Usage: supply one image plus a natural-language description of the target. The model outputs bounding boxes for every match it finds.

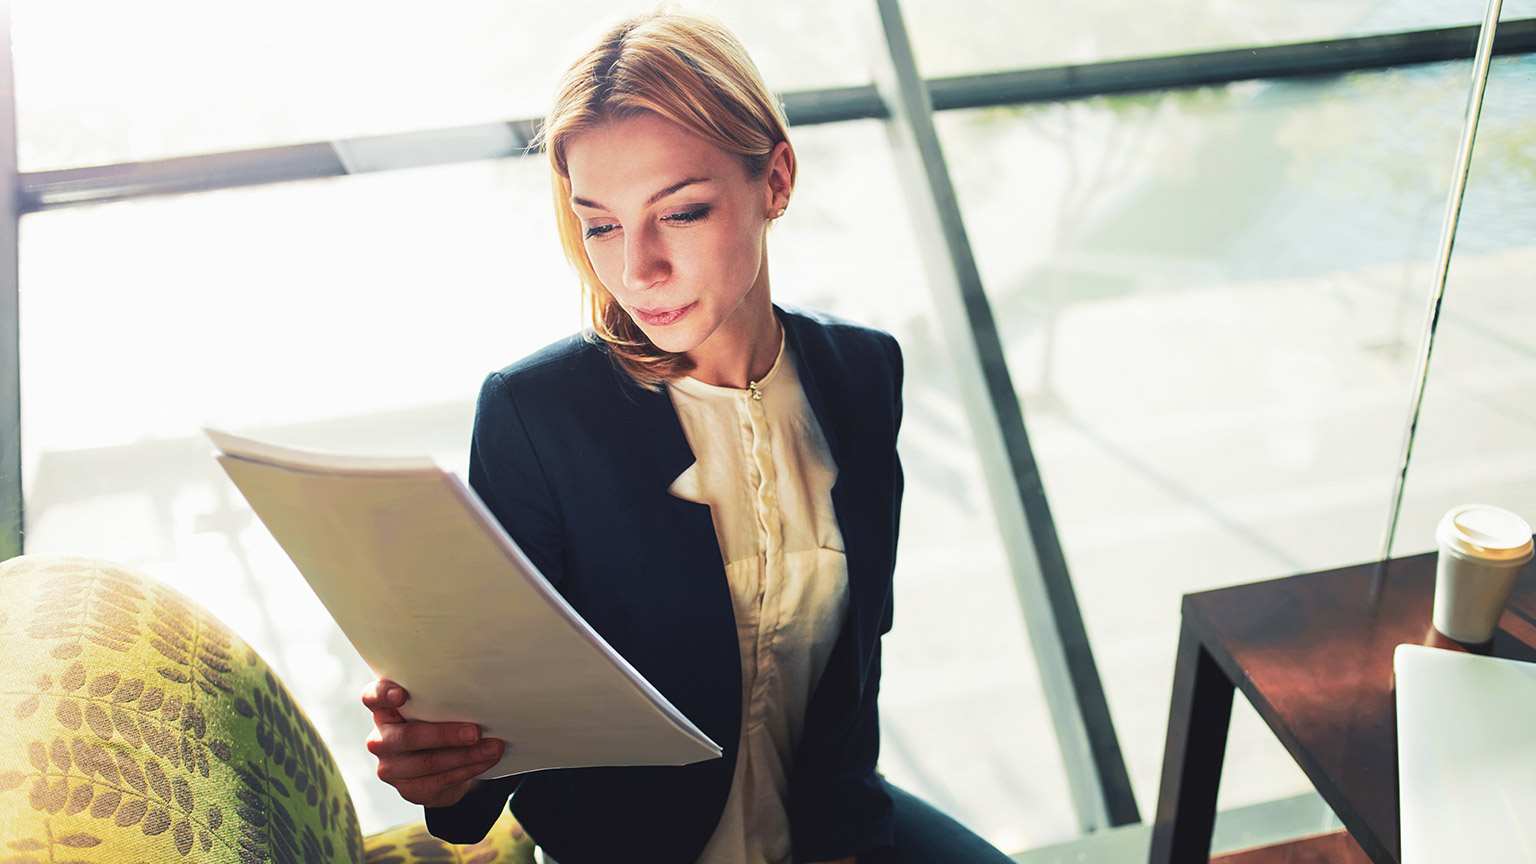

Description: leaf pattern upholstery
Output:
[363,810,533,864]
[0,554,534,864]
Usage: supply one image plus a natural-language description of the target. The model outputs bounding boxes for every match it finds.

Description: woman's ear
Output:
[765,141,795,216]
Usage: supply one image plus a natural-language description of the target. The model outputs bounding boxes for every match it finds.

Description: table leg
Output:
[1149,622,1235,864]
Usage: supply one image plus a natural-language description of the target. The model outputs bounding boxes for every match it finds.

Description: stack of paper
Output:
[209,429,720,779]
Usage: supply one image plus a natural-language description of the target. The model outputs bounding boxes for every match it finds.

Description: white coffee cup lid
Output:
[1437,504,1535,563]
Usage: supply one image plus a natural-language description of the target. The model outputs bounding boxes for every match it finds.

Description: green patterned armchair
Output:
[0,554,534,864]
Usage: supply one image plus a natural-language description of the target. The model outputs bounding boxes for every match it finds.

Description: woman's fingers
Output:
[360,678,506,808]
[370,733,504,781]
[361,679,407,725]
[388,754,503,807]
[375,739,505,807]
[368,717,487,755]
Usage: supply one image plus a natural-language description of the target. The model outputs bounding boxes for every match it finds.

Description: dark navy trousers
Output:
[873,780,1016,864]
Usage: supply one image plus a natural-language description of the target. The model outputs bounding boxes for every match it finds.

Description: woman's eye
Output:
[663,206,711,225]
[583,223,617,240]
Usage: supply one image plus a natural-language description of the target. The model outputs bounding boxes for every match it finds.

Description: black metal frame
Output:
[870,0,1139,830]
[928,18,1536,110]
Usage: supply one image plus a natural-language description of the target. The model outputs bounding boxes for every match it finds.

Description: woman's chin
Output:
[637,327,701,357]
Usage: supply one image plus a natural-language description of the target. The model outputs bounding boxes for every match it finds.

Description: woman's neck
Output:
[686,295,782,390]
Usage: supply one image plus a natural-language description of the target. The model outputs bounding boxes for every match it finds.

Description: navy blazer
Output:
[425,306,904,863]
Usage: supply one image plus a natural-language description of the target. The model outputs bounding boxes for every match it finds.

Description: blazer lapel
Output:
[779,306,842,462]
[612,364,701,493]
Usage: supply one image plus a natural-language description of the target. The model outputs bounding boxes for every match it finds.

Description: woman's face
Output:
[565,112,791,378]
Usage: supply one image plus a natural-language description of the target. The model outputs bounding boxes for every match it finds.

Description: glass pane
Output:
[934,56,1508,815]
[776,121,1076,851]
[13,0,873,172]
[1389,55,1536,555]
[20,157,576,834]
[21,119,1075,850]
[904,0,1536,78]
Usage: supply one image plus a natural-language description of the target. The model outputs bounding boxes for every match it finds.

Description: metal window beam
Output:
[867,0,1138,833]
[780,85,889,125]
[21,121,540,213]
[19,19,1535,214]
[926,17,1536,110]
[1381,0,1507,559]
[1,2,20,562]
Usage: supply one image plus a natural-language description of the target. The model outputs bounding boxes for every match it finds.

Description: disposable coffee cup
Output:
[1432,504,1534,644]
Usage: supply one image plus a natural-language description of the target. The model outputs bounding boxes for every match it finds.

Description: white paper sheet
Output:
[207,428,721,778]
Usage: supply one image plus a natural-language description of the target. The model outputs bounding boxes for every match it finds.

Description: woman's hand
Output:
[362,679,505,809]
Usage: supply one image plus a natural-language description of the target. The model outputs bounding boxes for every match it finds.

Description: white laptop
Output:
[1395,643,1536,863]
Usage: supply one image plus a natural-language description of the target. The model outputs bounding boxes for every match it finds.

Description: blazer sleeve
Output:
[424,369,568,843]
[789,330,904,862]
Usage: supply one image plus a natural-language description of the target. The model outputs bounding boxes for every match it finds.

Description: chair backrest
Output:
[0,554,365,863]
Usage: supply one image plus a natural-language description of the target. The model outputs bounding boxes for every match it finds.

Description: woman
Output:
[361,9,1013,864]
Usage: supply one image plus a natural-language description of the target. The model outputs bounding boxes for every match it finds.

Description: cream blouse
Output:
[666,339,851,864]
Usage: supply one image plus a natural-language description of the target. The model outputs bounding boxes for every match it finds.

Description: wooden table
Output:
[1148,550,1536,863]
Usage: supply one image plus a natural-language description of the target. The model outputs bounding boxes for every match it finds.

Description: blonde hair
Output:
[537,7,795,388]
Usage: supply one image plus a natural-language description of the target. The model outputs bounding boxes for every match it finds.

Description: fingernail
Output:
[385,686,402,703]
[459,726,478,743]
[479,740,498,757]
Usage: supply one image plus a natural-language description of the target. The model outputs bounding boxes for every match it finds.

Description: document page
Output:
[207,429,721,778]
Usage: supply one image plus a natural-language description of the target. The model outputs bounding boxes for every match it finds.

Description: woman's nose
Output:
[622,228,669,292]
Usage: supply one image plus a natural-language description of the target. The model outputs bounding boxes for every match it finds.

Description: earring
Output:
[774,207,786,219]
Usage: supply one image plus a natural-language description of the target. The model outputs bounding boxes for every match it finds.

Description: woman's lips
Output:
[631,302,696,327]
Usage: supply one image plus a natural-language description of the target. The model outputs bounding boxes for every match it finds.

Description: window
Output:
[934,54,1536,813]
[10,1,1535,856]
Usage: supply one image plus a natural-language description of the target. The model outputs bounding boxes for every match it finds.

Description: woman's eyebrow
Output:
[571,177,710,211]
